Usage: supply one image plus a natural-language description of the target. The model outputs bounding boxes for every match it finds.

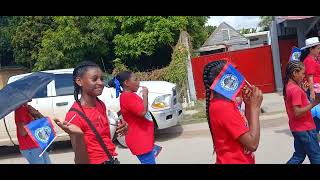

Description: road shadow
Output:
[0,140,73,159]
[274,129,292,137]
[154,123,184,142]
[0,145,21,160]
[48,140,73,154]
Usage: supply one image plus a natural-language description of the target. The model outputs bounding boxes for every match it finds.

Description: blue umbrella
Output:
[0,72,54,120]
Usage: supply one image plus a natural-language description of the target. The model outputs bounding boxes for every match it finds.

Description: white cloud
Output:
[206,16,261,30]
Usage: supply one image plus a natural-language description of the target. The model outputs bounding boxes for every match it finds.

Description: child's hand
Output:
[250,86,263,109]
[54,118,83,135]
[244,86,263,110]
[116,120,128,137]
[242,85,252,105]
[301,81,310,91]
[141,86,149,97]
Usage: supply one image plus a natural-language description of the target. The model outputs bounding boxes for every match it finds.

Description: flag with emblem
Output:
[289,47,302,62]
[24,117,56,156]
[210,62,246,101]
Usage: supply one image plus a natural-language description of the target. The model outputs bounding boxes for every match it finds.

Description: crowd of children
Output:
[12,36,320,164]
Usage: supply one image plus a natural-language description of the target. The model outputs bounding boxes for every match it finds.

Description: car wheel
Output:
[116,135,127,148]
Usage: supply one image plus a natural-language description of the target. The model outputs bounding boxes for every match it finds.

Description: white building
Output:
[244,31,271,48]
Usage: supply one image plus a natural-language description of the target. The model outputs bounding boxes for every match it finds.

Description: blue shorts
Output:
[20,147,52,164]
[137,151,156,164]
[136,145,162,164]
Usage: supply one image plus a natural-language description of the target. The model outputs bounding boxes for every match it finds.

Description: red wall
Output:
[278,38,298,79]
[192,45,276,99]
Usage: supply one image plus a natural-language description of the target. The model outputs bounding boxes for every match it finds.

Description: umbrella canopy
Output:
[0,72,54,120]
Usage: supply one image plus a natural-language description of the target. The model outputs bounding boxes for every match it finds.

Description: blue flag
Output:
[210,63,245,101]
[153,144,162,157]
[24,117,56,151]
[289,47,302,62]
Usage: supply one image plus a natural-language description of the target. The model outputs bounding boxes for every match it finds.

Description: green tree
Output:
[10,16,55,70]
[205,25,217,37]
[113,16,188,60]
[185,16,211,49]
[1,16,211,71]
[0,16,15,67]
[36,16,117,71]
[258,16,272,31]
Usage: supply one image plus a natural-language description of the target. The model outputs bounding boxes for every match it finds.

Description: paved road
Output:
[0,117,310,164]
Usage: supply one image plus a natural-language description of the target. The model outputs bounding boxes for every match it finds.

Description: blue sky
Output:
[206,16,261,30]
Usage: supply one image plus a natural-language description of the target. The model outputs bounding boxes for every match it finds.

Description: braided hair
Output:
[73,61,101,102]
[283,61,305,99]
[202,60,227,147]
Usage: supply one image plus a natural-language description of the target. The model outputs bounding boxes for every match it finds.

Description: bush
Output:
[111,58,129,76]
[165,43,188,100]
[111,42,189,102]
[135,68,168,81]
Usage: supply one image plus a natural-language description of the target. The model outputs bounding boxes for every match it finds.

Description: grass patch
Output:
[180,100,208,125]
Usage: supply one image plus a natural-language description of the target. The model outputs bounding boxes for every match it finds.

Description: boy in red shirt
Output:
[203,60,263,164]
[283,61,320,164]
[109,71,161,164]
[15,102,52,164]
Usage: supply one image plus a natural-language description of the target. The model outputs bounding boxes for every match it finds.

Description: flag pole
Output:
[39,114,77,157]
[245,80,252,88]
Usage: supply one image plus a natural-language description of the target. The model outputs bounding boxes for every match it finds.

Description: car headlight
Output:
[152,94,171,109]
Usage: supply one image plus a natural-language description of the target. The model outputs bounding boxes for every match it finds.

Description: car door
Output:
[51,73,75,136]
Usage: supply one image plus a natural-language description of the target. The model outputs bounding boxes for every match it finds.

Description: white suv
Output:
[0,69,183,147]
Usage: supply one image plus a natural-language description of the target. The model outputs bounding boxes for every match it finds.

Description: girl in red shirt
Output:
[283,61,320,164]
[300,37,320,101]
[54,61,128,164]
[300,37,320,133]
[203,60,263,164]
[15,102,52,164]
[109,71,160,164]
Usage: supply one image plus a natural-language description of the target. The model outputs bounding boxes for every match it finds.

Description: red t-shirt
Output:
[14,105,39,150]
[209,98,255,164]
[65,100,117,164]
[120,92,154,155]
[284,81,316,132]
[303,55,320,84]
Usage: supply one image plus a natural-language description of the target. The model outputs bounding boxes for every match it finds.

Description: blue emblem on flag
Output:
[289,47,301,61]
[210,63,245,101]
[24,117,56,152]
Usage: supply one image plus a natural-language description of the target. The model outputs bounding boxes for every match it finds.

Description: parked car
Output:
[0,69,183,147]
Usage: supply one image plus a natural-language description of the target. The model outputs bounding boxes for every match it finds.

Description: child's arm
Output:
[140,86,149,117]
[239,86,263,152]
[308,75,315,101]
[293,99,320,118]
[27,105,44,119]
[242,85,253,121]
[16,122,28,136]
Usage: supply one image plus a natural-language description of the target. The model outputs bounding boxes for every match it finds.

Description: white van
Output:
[0,69,183,147]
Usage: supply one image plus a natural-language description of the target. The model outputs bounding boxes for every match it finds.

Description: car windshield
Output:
[103,73,113,87]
